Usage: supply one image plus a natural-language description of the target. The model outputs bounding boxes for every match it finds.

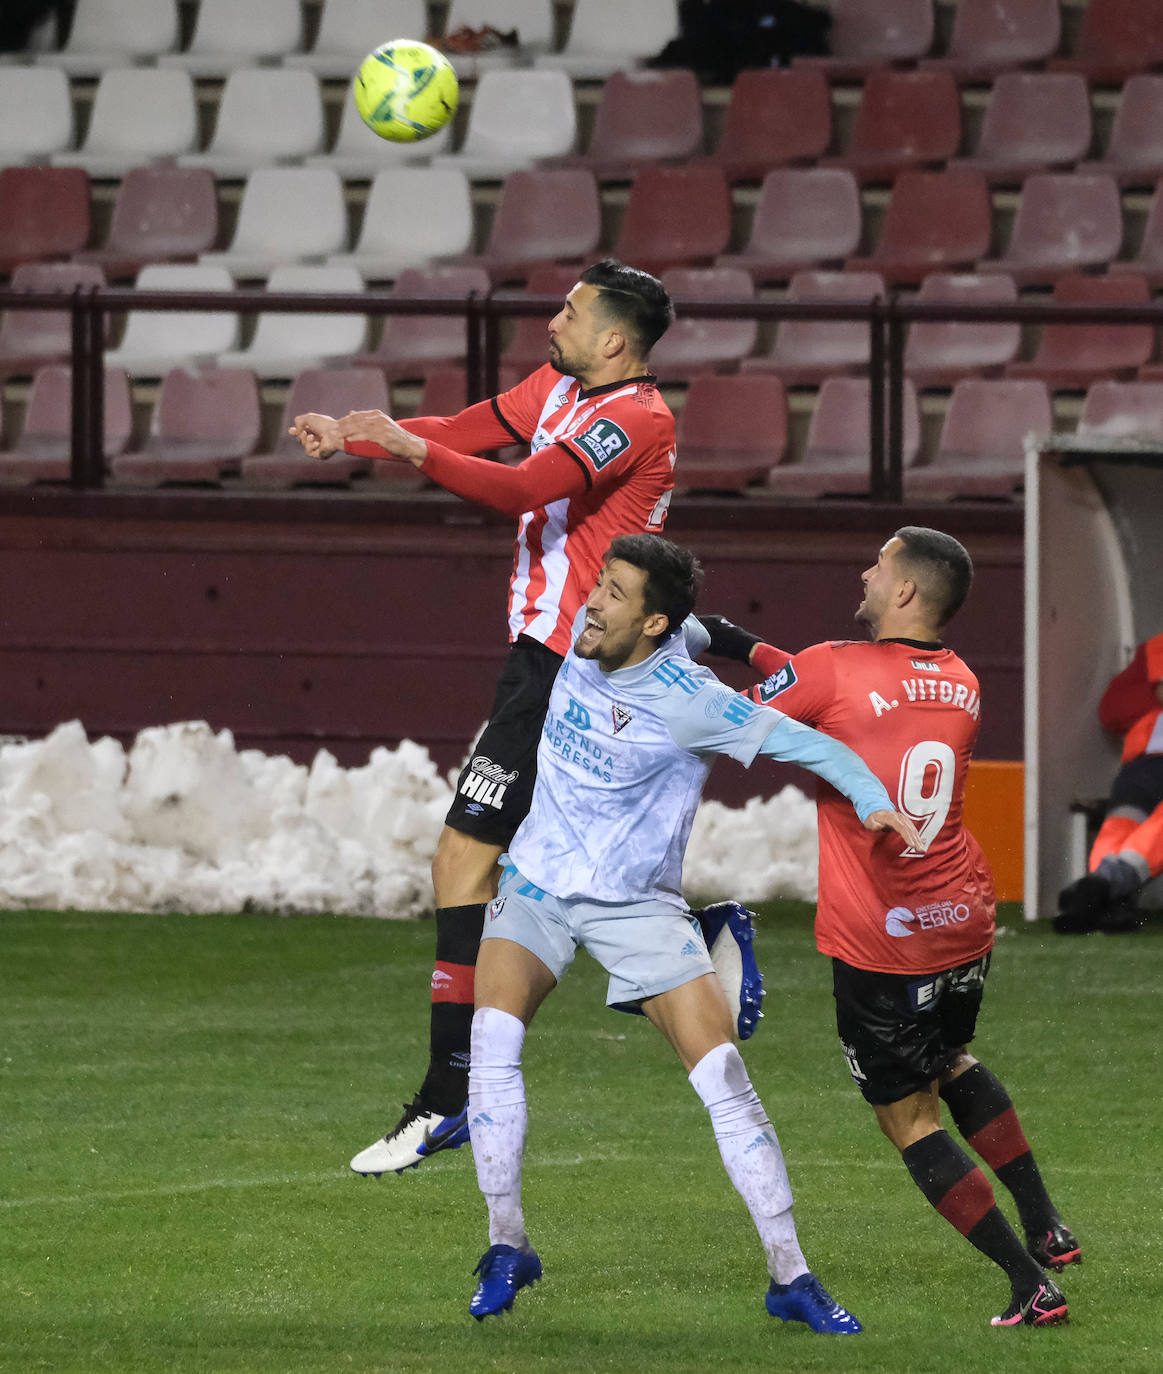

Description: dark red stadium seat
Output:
[795,0,934,80]
[499,265,584,376]
[822,69,961,184]
[717,168,862,284]
[764,377,920,498]
[1051,0,1163,84]
[551,69,703,181]
[740,270,883,385]
[648,267,758,382]
[379,366,524,477]
[921,0,1061,82]
[613,165,732,275]
[112,368,261,486]
[0,262,105,382]
[1109,178,1163,289]
[705,67,832,183]
[241,368,384,487]
[347,266,491,382]
[905,377,1051,501]
[0,364,131,484]
[977,173,1124,286]
[1080,77,1163,188]
[0,167,91,274]
[673,374,787,493]
[1006,273,1154,389]
[903,271,1021,388]
[951,73,1092,185]
[1076,380,1163,439]
[75,165,218,281]
[846,169,992,286]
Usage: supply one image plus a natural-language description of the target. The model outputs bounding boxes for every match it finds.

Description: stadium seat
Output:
[34,0,180,74]
[1078,76,1163,188]
[433,69,576,180]
[498,265,583,376]
[550,69,703,181]
[104,264,240,377]
[613,165,733,275]
[951,73,1092,186]
[1076,380,1163,440]
[903,271,1021,388]
[0,262,105,382]
[441,0,555,76]
[534,0,679,79]
[374,366,516,483]
[158,0,304,75]
[1051,0,1163,84]
[326,168,472,281]
[216,264,367,378]
[740,270,883,385]
[846,169,992,286]
[672,374,787,493]
[705,67,833,184]
[0,167,91,274]
[177,68,325,177]
[75,166,218,281]
[904,378,1051,501]
[1109,179,1163,289]
[795,0,935,80]
[240,367,383,487]
[822,69,961,184]
[448,168,600,284]
[921,0,1061,82]
[717,168,862,283]
[1007,273,1154,389]
[52,67,198,178]
[345,265,490,381]
[647,267,758,382]
[112,367,261,486]
[977,173,1124,286]
[284,0,426,79]
[765,377,921,498]
[0,66,73,164]
[0,364,131,485]
[305,89,453,177]
[199,168,348,279]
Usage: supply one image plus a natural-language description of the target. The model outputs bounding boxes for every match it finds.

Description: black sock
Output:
[940,1063,1059,1238]
[417,903,486,1116]
[901,1130,1044,1291]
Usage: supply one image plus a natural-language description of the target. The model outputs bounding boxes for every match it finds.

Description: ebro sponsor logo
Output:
[884,902,971,937]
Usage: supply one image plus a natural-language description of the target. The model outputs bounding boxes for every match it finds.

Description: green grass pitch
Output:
[2,903,1160,1374]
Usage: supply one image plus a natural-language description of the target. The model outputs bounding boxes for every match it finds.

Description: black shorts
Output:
[1109,754,1163,815]
[444,635,563,848]
[832,953,991,1106]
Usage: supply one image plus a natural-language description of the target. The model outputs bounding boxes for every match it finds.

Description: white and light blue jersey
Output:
[508,614,894,907]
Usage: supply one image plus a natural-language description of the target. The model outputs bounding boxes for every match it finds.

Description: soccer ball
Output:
[352,39,459,143]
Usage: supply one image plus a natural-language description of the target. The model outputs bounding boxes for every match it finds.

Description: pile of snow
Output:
[0,721,818,917]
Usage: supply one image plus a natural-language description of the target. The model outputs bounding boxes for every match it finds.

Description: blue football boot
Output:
[766,1272,863,1334]
[693,900,766,1040]
[469,1244,543,1320]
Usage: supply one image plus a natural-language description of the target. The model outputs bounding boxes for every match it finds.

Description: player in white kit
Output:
[465,534,926,1331]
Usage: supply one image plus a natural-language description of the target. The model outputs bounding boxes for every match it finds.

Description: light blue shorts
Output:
[482,860,716,1013]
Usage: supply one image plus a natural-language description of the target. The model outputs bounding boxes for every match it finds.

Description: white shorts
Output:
[482,859,716,1013]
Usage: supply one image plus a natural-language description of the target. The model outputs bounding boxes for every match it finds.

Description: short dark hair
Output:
[605,533,702,638]
[893,526,974,627]
[580,258,675,356]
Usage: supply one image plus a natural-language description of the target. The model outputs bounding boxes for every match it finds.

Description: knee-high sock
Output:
[901,1129,1043,1290]
[1089,813,1138,870]
[1114,801,1163,882]
[419,903,486,1115]
[689,1042,808,1285]
[469,1006,529,1250]
[939,1063,1060,1238]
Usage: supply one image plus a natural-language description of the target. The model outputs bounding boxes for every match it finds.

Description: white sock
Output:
[469,1006,529,1250]
[688,1041,809,1286]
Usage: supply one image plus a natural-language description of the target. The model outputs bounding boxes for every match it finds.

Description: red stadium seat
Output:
[846,169,992,286]
[717,168,862,284]
[0,167,90,274]
[704,67,833,183]
[112,368,261,486]
[740,270,883,385]
[551,69,703,181]
[379,366,524,479]
[75,165,218,281]
[764,377,921,499]
[0,364,131,484]
[499,265,584,376]
[613,165,732,275]
[951,74,1092,186]
[348,265,491,382]
[0,262,105,382]
[673,374,787,493]
[977,173,1124,287]
[648,267,758,382]
[1007,273,1154,389]
[1051,0,1163,84]
[905,377,1051,501]
[1076,380,1163,440]
[921,0,1061,82]
[795,0,934,80]
[823,69,961,184]
[1080,77,1163,188]
[240,367,383,487]
[903,271,1021,388]
[450,169,600,284]
[1109,179,1163,289]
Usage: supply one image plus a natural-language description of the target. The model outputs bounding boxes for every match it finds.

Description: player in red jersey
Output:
[699,527,1076,1328]
[1056,631,1163,934]
[290,260,694,1173]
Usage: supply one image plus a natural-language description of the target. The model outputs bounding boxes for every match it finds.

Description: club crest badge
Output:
[612,703,632,734]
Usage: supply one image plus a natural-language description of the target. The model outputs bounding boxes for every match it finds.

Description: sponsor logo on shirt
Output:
[612,703,632,734]
[573,417,631,469]
[564,697,592,730]
[459,754,518,810]
[884,901,972,938]
[911,659,941,672]
[757,662,797,701]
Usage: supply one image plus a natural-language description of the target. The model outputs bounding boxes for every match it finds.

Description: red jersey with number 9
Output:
[747,638,996,975]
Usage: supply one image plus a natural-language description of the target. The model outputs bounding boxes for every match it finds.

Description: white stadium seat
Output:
[158,0,303,75]
[200,168,348,278]
[535,0,679,78]
[104,264,240,378]
[327,168,474,280]
[434,69,576,180]
[177,68,325,178]
[0,67,73,164]
[53,68,198,177]
[304,87,452,178]
[285,0,428,79]
[216,265,368,378]
[35,0,181,75]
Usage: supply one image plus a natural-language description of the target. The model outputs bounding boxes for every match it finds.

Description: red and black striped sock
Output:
[939,1063,1058,1238]
[418,903,486,1116]
[901,1130,1043,1289]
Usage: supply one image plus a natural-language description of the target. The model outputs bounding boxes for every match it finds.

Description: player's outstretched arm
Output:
[863,808,926,853]
[336,409,427,465]
[288,412,342,459]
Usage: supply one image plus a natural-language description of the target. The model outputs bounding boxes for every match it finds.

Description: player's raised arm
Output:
[288,412,342,459]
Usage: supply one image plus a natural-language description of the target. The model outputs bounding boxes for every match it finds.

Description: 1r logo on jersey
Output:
[459,755,518,810]
[573,418,631,469]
